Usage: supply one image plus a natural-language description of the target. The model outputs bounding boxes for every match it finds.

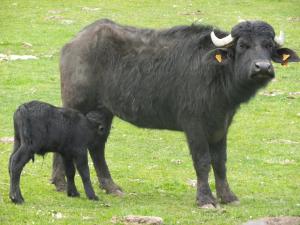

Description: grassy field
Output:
[0,0,299,224]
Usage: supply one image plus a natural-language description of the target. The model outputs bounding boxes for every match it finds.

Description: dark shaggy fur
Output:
[9,101,106,204]
[53,19,299,207]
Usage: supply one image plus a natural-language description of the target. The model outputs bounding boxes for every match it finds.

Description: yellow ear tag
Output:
[215,54,222,63]
[282,54,290,61]
[282,54,290,67]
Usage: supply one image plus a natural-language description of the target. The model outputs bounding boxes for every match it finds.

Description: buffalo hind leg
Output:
[88,113,123,196]
[74,152,98,200]
[62,157,80,197]
[9,145,32,204]
[51,153,66,192]
[210,138,238,204]
[184,123,217,208]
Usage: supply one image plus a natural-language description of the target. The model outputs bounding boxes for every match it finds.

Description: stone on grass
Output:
[243,216,300,225]
[111,215,163,225]
[0,54,37,61]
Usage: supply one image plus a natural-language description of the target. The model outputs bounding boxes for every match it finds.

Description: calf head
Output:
[86,111,106,136]
[210,21,299,85]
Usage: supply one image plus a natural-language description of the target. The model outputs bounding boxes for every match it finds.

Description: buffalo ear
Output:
[272,48,300,65]
[204,48,233,65]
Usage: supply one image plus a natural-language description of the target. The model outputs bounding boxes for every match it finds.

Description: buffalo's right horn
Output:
[274,31,285,46]
[211,31,235,47]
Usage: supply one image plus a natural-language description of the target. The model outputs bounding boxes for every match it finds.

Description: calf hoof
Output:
[100,179,124,196]
[10,195,24,204]
[67,191,80,197]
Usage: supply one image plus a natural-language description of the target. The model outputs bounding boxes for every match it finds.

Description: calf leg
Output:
[210,138,238,204]
[184,122,216,208]
[9,145,32,204]
[74,151,98,201]
[62,157,79,197]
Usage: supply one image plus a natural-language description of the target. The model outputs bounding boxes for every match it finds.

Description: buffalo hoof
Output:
[219,192,239,204]
[100,179,124,196]
[200,203,216,209]
[197,193,217,208]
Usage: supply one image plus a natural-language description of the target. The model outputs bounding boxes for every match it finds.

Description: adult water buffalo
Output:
[52,19,299,207]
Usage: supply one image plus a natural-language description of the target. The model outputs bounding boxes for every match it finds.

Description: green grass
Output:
[0,0,300,224]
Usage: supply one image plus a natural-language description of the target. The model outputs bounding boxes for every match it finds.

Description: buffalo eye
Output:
[239,42,250,49]
[264,42,274,50]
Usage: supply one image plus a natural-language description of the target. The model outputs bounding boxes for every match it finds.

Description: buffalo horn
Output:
[274,31,285,46]
[210,31,234,47]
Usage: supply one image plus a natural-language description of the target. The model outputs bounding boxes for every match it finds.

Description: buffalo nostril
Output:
[254,63,260,71]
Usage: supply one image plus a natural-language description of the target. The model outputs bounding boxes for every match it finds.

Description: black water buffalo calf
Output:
[53,19,299,208]
[9,101,105,204]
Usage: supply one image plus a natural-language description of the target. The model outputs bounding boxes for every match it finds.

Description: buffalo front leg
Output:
[51,153,66,192]
[184,123,217,208]
[89,140,123,196]
[210,138,238,204]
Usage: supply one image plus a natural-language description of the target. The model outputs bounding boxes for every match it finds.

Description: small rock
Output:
[171,159,182,165]
[52,212,63,219]
[22,42,33,48]
[0,54,38,61]
[243,216,300,225]
[61,19,74,25]
[45,15,64,21]
[124,215,163,225]
[259,90,284,97]
[0,137,14,143]
[187,179,197,188]
[266,139,299,145]
[48,9,63,14]
[81,7,100,12]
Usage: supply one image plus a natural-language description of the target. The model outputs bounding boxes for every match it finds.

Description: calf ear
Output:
[86,111,101,124]
[204,48,233,65]
[272,48,300,65]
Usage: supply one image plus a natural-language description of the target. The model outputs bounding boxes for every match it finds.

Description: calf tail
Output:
[9,111,21,174]
[11,106,34,163]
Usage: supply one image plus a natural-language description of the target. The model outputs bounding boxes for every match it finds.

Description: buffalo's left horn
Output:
[274,31,285,46]
[211,31,234,47]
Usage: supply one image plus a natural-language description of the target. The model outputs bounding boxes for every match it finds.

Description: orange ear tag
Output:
[282,54,290,67]
[215,54,222,63]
